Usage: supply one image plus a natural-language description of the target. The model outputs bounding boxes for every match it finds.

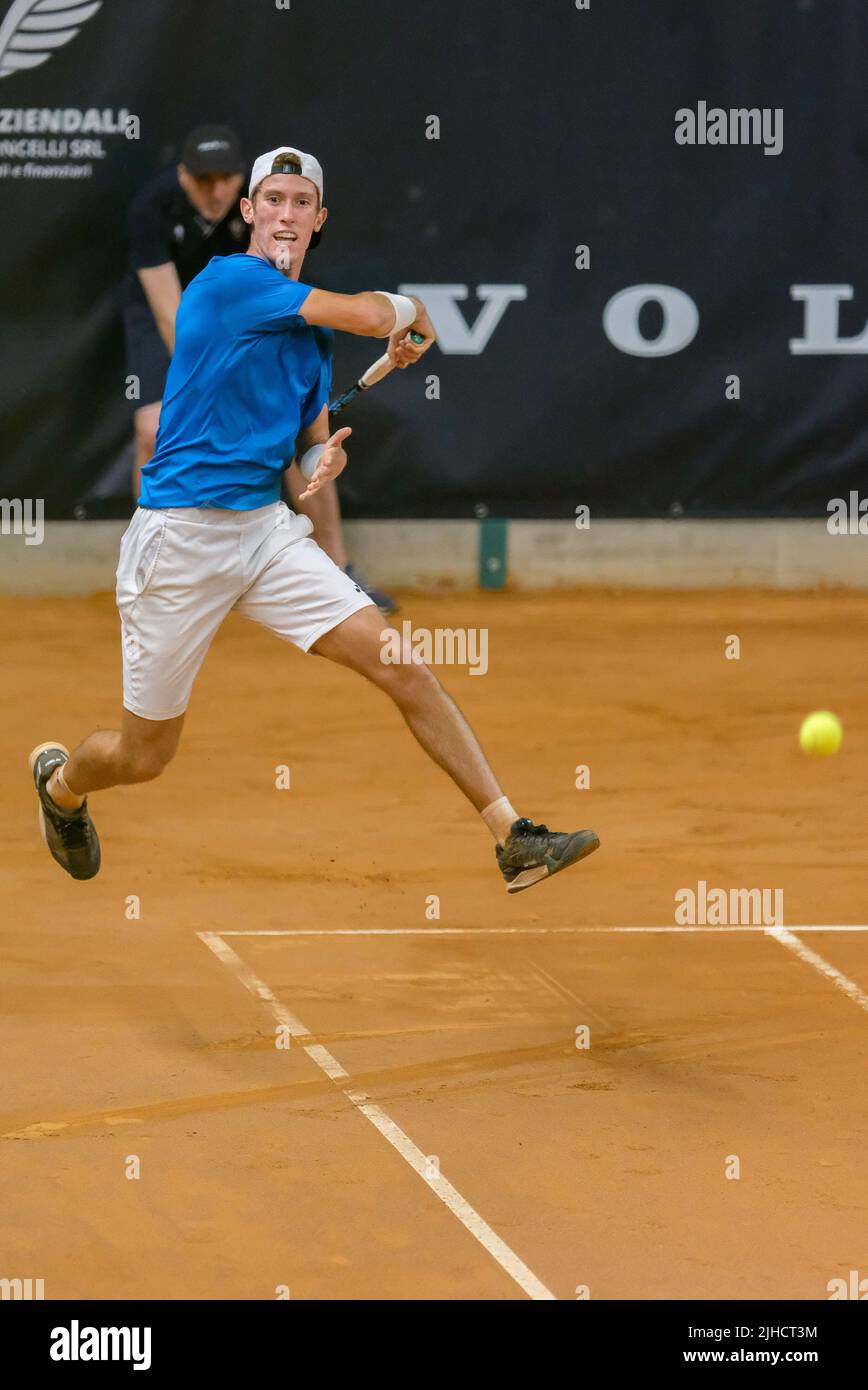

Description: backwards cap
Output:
[248,146,323,200]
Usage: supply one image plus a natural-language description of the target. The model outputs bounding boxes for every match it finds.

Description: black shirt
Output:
[122,167,249,311]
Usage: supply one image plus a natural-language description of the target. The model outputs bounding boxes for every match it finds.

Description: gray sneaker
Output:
[29,742,101,881]
[345,563,398,617]
[496,817,599,894]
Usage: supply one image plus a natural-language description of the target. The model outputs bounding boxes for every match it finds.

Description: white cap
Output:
[248,146,324,201]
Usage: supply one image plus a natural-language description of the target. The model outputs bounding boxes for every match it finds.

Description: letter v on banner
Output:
[398,284,527,353]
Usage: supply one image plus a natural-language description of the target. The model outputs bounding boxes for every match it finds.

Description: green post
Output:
[479,517,508,589]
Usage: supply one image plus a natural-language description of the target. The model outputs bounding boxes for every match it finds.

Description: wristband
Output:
[374,291,417,335]
[299,443,325,480]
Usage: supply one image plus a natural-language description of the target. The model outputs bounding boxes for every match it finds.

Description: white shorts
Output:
[115,502,374,720]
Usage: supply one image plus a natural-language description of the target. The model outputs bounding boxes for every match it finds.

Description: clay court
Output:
[3,584,867,1300]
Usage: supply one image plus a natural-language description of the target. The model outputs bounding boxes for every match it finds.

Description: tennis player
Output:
[29,145,600,893]
[123,124,395,612]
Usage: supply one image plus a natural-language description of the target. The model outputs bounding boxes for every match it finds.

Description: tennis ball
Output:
[799,710,842,757]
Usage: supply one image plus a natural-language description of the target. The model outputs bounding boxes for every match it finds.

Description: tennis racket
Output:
[328,331,427,414]
[299,331,429,480]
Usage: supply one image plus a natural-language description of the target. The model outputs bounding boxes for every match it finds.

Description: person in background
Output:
[122,124,396,612]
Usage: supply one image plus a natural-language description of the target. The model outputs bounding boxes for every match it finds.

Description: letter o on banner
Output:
[602,284,699,357]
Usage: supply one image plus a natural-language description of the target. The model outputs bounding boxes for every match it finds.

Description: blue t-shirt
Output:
[139,254,333,510]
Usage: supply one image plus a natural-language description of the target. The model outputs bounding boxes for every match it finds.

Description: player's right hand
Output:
[388,298,435,369]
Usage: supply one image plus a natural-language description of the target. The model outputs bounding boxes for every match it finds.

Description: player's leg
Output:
[30,709,184,878]
[49,710,186,803]
[311,607,599,891]
[30,507,245,880]
[313,604,504,812]
[234,529,599,892]
[29,712,186,881]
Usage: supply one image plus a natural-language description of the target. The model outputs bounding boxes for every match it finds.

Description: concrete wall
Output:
[0,518,864,596]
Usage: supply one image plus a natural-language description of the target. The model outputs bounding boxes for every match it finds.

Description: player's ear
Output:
[240,195,254,225]
[308,205,327,249]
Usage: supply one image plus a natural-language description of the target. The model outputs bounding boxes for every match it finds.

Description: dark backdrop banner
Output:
[3,0,868,520]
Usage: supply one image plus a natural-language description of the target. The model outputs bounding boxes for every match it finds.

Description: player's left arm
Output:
[293,407,329,455]
[291,405,351,501]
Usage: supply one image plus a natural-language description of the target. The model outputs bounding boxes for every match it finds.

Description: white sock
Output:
[53,763,84,806]
[481,795,519,847]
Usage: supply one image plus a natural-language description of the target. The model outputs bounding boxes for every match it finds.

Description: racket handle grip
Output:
[358,332,429,389]
[359,353,394,388]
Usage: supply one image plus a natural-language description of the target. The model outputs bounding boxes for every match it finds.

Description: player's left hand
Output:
[298,426,352,500]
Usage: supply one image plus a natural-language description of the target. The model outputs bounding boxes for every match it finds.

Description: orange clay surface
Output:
[2,586,867,1300]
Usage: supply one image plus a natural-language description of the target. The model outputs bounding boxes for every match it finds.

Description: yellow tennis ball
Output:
[799,710,842,757]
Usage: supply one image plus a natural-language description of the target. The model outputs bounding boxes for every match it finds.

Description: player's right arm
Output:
[136,263,183,354]
[300,289,433,342]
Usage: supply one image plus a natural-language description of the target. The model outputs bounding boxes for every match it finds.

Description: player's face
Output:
[241,175,327,274]
[178,166,244,222]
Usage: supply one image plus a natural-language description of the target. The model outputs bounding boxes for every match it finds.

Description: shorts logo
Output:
[0,0,103,82]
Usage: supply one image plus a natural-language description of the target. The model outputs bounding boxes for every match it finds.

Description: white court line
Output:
[215,925,868,936]
[766,927,868,1015]
[196,930,556,1301]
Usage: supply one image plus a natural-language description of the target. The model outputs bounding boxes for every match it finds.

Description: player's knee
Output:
[125,744,176,783]
[378,653,438,705]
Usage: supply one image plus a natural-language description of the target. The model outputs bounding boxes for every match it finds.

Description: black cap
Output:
[180,125,244,176]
